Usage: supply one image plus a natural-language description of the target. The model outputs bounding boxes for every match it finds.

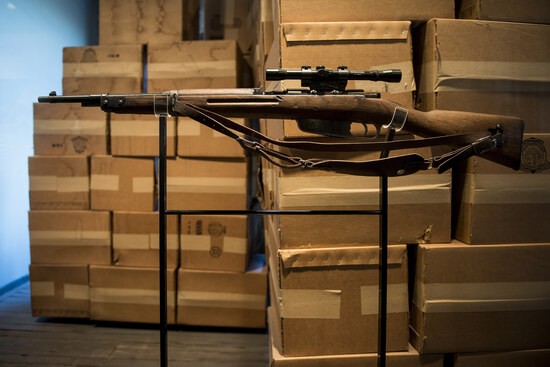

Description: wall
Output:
[0,0,98,290]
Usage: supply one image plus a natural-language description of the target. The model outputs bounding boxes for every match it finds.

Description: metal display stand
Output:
[157,114,394,367]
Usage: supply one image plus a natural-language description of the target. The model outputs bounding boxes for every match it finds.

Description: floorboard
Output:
[0,282,269,366]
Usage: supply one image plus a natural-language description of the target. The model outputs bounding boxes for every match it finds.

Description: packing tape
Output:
[177,118,201,136]
[414,280,550,313]
[31,281,55,297]
[180,234,248,254]
[178,117,245,138]
[360,283,409,315]
[34,119,106,135]
[91,174,119,191]
[148,60,237,79]
[283,21,410,42]
[420,299,550,313]
[113,233,178,250]
[149,234,179,250]
[419,60,550,93]
[279,246,406,268]
[64,284,89,300]
[63,62,142,77]
[178,290,265,310]
[30,230,110,246]
[280,289,342,319]
[111,120,176,137]
[132,177,154,193]
[90,287,176,306]
[279,181,450,207]
[463,173,550,204]
[167,177,247,194]
[29,176,88,193]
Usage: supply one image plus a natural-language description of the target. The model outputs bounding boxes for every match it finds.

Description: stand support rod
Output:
[377,128,395,367]
[159,114,168,367]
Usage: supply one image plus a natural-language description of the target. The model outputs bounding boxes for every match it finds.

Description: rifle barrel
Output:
[37,94,102,107]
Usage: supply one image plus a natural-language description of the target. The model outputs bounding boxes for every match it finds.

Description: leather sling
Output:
[176,103,502,177]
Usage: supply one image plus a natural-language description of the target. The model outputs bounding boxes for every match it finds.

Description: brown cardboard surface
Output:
[147,40,242,92]
[99,0,183,45]
[415,19,550,133]
[177,254,267,328]
[454,134,550,244]
[91,155,155,211]
[270,157,451,247]
[459,0,550,25]
[180,215,249,272]
[166,157,248,210]
[28,156,89,210]
[453,348,550,367]
[268,307,443,366]
[411,241,550,354]
[268,241,409,356]
[29,210,111,265]
[112,212,179,268]
[33,103,107,156]
[277,0,454,23]
[62,45,143,94]
[29,264,89,318]
[110,113,176,157]
[89,265,177,324]
[177,116,246,158]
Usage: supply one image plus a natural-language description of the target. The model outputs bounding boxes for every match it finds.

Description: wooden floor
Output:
[0,282,269,367]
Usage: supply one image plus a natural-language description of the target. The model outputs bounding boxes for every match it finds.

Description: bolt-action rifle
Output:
[38,66,524,177]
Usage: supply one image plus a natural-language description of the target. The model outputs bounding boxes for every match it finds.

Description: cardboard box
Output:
[459,0,550,25]
[147,40,243,92]
[110,113,176,157]
[99,0,184,45]
[177,116,246,158]
[29,264,89,318]
[28,210,111,265]
[266,146,452,247]
[276,0,454,24]
[63,45,143,94]
[268,235,409,356]
[112,212,179,268]
[454,134,550,244]
[33,103,107,156]
[28,156,89,210]
[269,307,443,367]
[177,254,267,328]
[89,265,177,324]
[453,348,550,367]
[91,155,155,211]
[410,242,550,354]
[180,215,249,272]
[415,19,550,133]
[166,157,248,210]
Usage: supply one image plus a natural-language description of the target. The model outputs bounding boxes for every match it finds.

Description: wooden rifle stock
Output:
[173,89,524,170]
[38,88,524,171]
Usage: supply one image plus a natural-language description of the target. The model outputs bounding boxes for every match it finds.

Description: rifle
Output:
[38,66,524,177]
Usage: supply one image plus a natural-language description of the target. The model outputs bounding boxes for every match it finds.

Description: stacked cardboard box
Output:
[29,100,110,319]
[260,0,457,363]
[410,241,550,354]
[29,0,267,328]
[414,18,550,244]
[410,2,550,363]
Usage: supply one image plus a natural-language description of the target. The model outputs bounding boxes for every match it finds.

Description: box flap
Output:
[279,245,406,269]
[282,21,410,42]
